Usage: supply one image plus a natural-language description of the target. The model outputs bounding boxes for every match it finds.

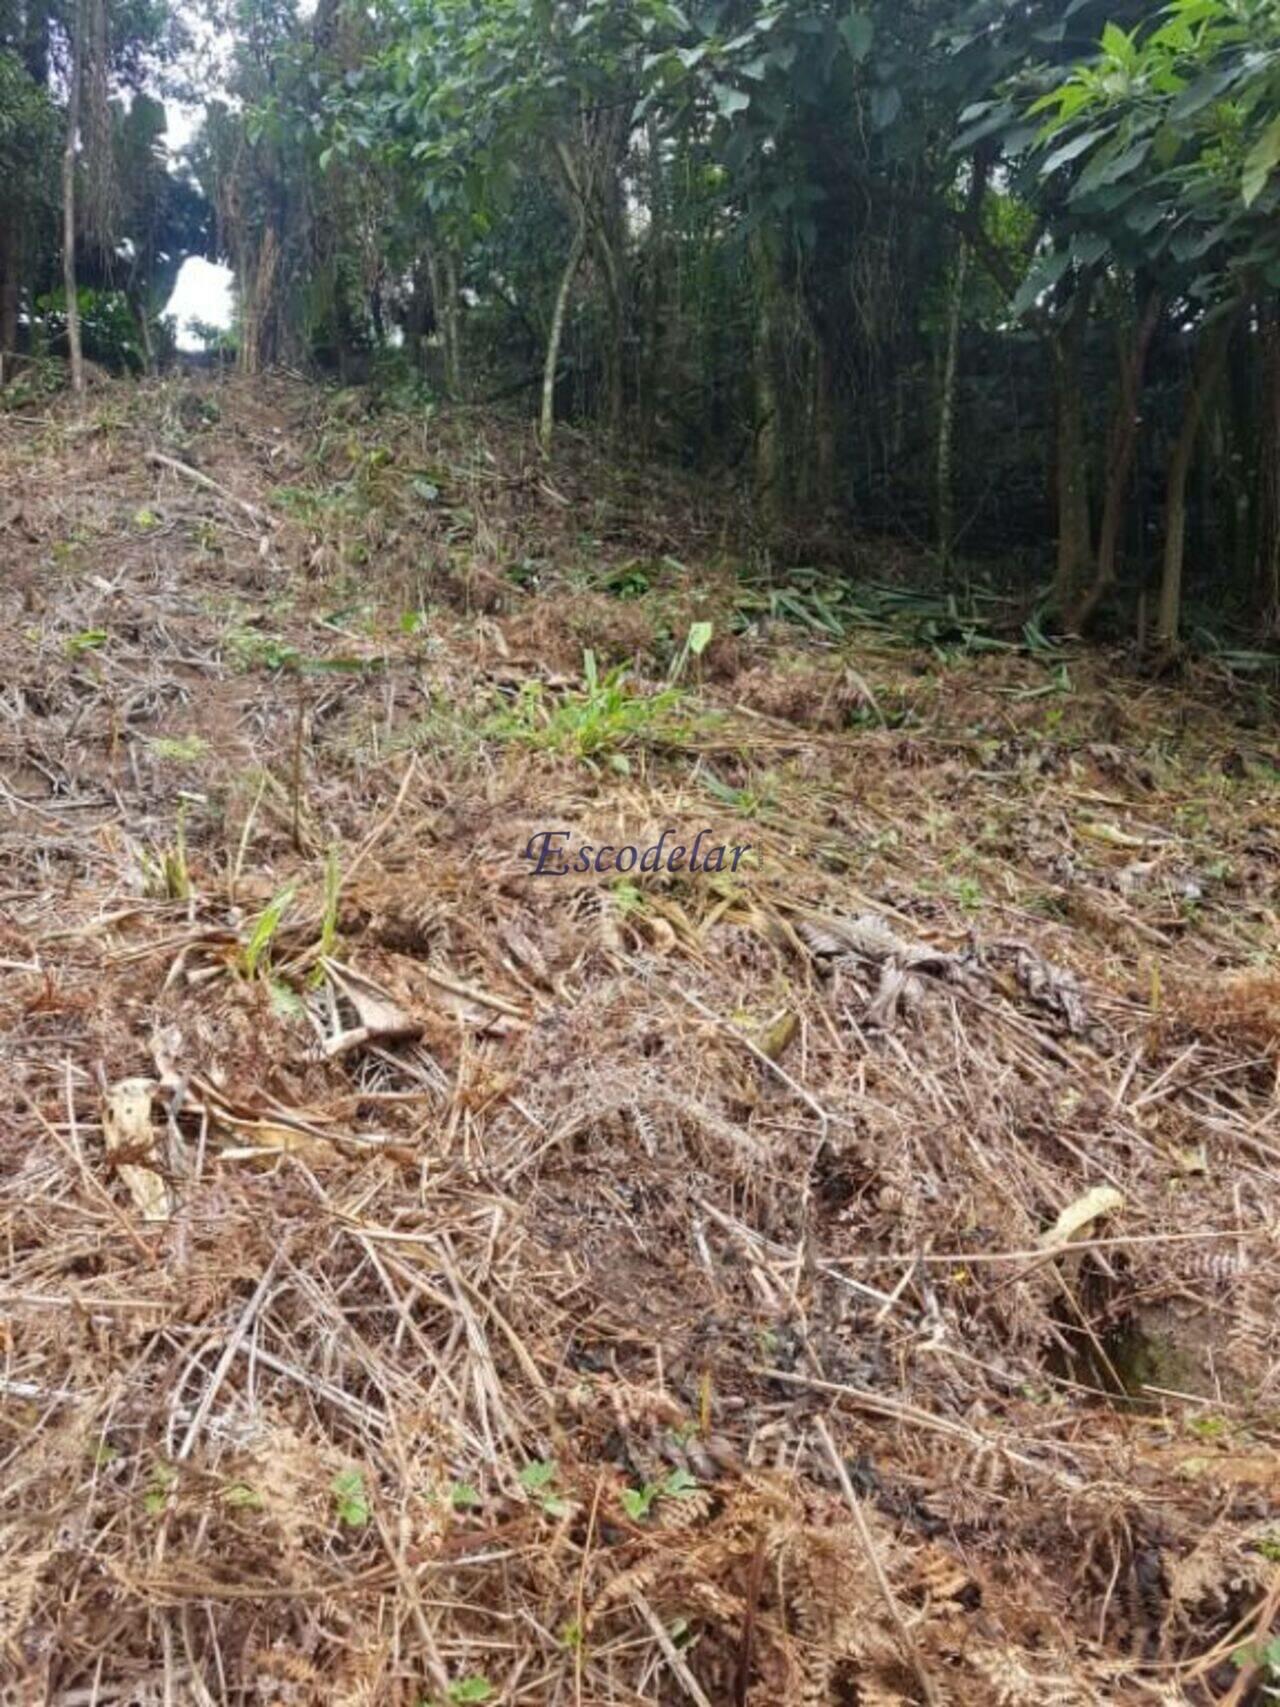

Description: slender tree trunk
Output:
[1053,284,1092,621]
[540,217,586,456]
[1156,312,1236,656]
[751,225,783,530]
[594,224,624,442]
[1254,307,1280,640]
[936,236,969,576]
[237,268,257,377]
[134,297,155,375]
[639,120,664,455]
[0,218,19,381]
[1069,288,1160,633]
[422,244,444,384]
[62,0,85,396]
[441,250,462,398]
[812,332,834,512]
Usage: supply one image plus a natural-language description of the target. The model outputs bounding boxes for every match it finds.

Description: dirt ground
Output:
[2,374,1279,1706]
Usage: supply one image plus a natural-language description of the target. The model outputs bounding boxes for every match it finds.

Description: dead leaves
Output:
[1040,1186,1124,1251]
[1001,943,1088,1035]
[149,1027,410,1170]
[794,909,1092,1038]
[795,910,972,1027]
[320,957,424,1058]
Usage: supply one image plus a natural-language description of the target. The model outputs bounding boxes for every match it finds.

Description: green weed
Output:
[445,1680,494,1704]
[225,627,300,672]
[668,619,714,684]
[518,1458,570,1518]
[331,1468,371,1528]
[487,649,701,772]
[620,1467,699,1522]
[947,874,985,912]
[1233,1637,1280,1698]
[148,734,209,763]
[143,1461,177,1516]
[239,884,296,978]
[140,803,191,900]
[317,845,342,964]
[701,765,777,819]
[223,1482,264,1510]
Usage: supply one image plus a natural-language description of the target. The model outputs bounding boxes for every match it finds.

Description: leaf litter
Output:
[1,376,1279,1704]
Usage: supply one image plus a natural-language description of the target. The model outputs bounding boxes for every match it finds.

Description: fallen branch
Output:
[145,449,275,528]
[815,1416,946,1707]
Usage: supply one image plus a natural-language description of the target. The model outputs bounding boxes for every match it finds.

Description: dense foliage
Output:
[2,0,1278,650]
[0,0,206,377]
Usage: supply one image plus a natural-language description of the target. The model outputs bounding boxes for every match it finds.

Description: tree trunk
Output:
[751,225,783,530]
[936,236,969,575]
[639,120,664,455]
[1069,288,1160,633]
[1053,284,1092,621]
[134,297,155,375]
[1254,307,1280,640]
[593,223,624,442]
[540,217,586,456]
[238,267,258,378]
[812,333,835,512]
[0,214,19,381]
[1155,312,1236,656]
[441,250,462,398]
[421,244,443,383]
[62,0,85,396]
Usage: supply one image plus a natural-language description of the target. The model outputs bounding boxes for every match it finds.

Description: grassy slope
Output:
[1,375,1279,1705]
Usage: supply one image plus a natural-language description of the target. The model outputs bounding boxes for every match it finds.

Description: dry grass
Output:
[1,374,1279,1705]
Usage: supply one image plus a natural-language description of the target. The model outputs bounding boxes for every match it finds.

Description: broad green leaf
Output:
[662,1467,700,1498]
[518,1459,557,1492]
[1011,246,1072,317]
[1169,65,1239,122]
[1100,22,1135,68]
[1125,195,1167,235]
[1069,233,1109,266]
[331,1468,370,1528]
[241,885,296,979]
[1170,219,1225,262]
[713,82,750,120]
[1073,134,1152,198]
[1243,114,1280,208]
[621,1484,656,1520]
[1040,128,1106,177]
[869,85,901,131]
[448,1679,494,1703]
[837,10,873,64]
[1152,123,1182,168]
[952,101,1016,153]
